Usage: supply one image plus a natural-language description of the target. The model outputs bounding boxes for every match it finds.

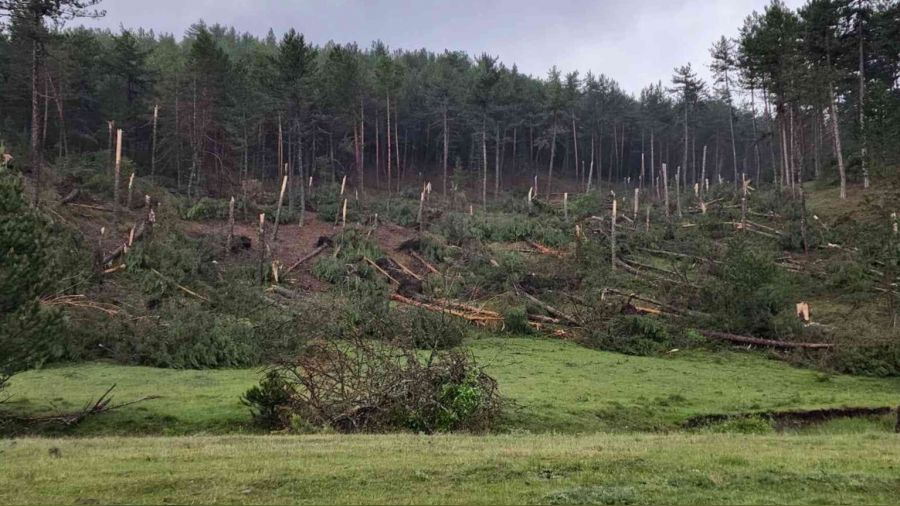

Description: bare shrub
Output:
[243,337,501,433]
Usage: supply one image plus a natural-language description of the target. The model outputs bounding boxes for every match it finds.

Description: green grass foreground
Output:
[1,433,899,504]
[4,337,900,434]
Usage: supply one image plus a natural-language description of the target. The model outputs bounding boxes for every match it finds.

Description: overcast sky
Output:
[82,0,805,95]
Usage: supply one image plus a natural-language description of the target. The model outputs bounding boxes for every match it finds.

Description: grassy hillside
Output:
[5,337,899,435]
[3,432,899,504]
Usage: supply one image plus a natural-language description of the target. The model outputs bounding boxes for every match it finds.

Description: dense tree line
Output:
[0,0,898,205]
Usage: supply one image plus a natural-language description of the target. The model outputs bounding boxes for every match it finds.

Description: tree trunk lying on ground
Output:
[102,221,146,265]
[698,330,833,349]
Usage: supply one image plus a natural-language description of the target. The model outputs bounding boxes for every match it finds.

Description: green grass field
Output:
[4,337,899,435]
[2,432,899,504]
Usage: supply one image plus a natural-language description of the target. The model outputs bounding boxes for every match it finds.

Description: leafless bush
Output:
[243,336,501,433]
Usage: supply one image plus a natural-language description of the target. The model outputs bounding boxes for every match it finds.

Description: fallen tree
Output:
[698,330,834,350]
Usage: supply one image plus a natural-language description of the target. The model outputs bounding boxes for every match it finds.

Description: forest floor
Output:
[5,337,899,436]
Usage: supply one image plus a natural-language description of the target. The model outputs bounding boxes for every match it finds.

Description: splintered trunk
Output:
[830,88,847,199]
[442,105,449,196]
[586,135,595,192]
[700,145,708,195]
[257,213,266,283]
[113,129,123,228]
[662,162,670,218]
[151,104,159,178]
[633,188,639,225]
[272,174,287,241]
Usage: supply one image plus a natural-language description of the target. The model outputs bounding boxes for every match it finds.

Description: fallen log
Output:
[70,203,112,212]
[390,255,422,281]
[515,286,582,326]
[102,221,146,265]
[60,188,79,205]
[409,251,439,274]
[637,247,718,264]
[698,330,833,350]
[284,243,330,274]
[150,268,210,302]
[602,288,708,318]
[365,256,400,285]
[390,293,502,324]
[527,240,564,257]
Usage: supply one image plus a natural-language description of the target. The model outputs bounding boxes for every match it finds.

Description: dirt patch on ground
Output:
[185,212,423,292]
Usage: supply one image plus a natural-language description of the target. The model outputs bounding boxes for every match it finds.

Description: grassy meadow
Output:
[4,337,899,435]
[2,432,899,504]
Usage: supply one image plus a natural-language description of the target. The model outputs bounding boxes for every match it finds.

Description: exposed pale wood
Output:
[390,293,502,324]
[284,243,330,274]
[410,251,439,274]
[390,256,422,281]
[102,221,145,265]
[150,268,209,301]
[364,256,399,284]
[272,174,288,241]
[113,128,123,226]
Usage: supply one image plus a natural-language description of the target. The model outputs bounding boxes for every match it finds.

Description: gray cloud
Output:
[84,0,804,94]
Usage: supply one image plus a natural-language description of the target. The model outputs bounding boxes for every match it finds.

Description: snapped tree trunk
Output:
[113,129,123,228]
[151,104,159,178]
